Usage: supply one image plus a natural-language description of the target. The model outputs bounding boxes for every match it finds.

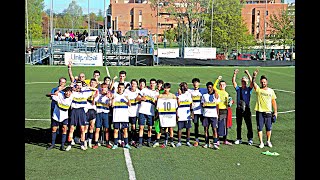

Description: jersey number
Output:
[163,102,171,111]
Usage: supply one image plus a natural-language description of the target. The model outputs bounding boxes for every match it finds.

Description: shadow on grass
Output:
[25,127,61,148]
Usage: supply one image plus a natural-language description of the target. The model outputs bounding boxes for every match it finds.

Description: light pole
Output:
[263,0,267,61]
[88,0,90,37]
[26,0,29,49]
[210,0,214,48]
[156,0,159,50]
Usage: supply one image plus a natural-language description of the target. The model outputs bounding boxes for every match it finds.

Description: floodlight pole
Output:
[157,0,159,50]
[26,0,29,49]
[210,0,214,48]
[88,0,90,36]
[263,0,267,60]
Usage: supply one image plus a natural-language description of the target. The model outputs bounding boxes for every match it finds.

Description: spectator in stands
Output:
[112,34,119,45]
[56,30,62,41]
[69,31,75,42]
[95,36,101,52]
[64,31,70,41]
[127,36,134,53]
[163,37,167,48]
[276,51,281,61]
[270,49,275,61]
[117,29,122,42]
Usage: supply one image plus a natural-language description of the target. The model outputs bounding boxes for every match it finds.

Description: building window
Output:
[139,10,142,15]
[139,22,142,28]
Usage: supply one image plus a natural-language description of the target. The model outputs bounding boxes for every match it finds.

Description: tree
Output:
[26,0,45,39]
[205,0,255,56]
[60,0,84,29]
[268,8,295,50]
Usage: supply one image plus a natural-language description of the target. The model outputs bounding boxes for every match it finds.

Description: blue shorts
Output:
[95,112,109,129]
[129,117,137,125]
[86,109,96,121]
[70,108,87,126]
[51,119,68,127]
[193,114,203,124]
[114,122,129,129]
[256,111,272,131]
[138,113,153,126]
[178,120,192,130]
[202,117,218,128]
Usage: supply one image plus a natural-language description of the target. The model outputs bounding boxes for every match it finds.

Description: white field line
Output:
[124,148,136,180]
[25,109,295,121]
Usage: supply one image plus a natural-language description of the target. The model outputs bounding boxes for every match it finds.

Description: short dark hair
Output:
[90,78,97,82]
[139,78,146,84]
[104,76,111,81]
[131,79,138,84]
[156,79,164,85]
[93,70,100,75]
[118,82,125,87]
[119,70,126,75]
[163,82,171,89]
[206,81,213,87]
[192,78,200,83]
[150,78,157,83]
[260,75,268,80]
[63,86,72,92]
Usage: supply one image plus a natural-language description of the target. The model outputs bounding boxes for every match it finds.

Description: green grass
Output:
[25,65,295,180]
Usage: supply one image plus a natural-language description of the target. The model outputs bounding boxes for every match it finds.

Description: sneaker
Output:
[112,145,118,149]
[248,140,253,146]
[193,141,199,147]
[65,145,72,151]
[106,144,112,149]
[88,139,92,148]
[186,142,192,147]
[153,142,160,148]
[223,140,233,145]
[176,142,182,147]
[234,139,242,145]
[160,144,166,148]
[59,146,66,151]
[147,142,152,147]
[71,139,75,145]
[213,144,220,150]
[92,145,99,149]
[259,143,264,149]
[46,145,55,150]
[266,141,273,148]
[98,142,101,146]
[170,142,176,148]
[136,143,143,149]
[80,145,87,151]
[124,144,132,149]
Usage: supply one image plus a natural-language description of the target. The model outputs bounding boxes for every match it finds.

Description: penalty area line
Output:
[124,148,136,180]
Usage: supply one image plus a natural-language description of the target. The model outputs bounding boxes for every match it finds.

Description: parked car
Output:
[237,53,253,60]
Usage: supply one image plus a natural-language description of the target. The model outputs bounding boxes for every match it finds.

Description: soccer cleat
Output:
[234,139,242,145]
[46,145,55,150]
[130,141,136,146]
[223,140,233,145]
[186,142,192,147]
[71,139,75,145]
[202,144,209,148]
[124,144,132,149]
[266,141,273,148]
[80,145,87,151]
[84,140,88,149]
[106,144,112,149]
[259,143,264,149]
[153,142,160,148]
[59,146,66,151]
[112,145,119,149]
[217,141,220,146]
[176,142,182,147]
[92,145,99,149]
[136,143,143,149]
[98,142,101,146]
[193,141,199,147]
[213,144,220,150]
[65,145,72,151]
[147,142,152,147]
[121,141,125,148]
[170,142,176,148]
[248,140,253,146]
[160,144,166,148]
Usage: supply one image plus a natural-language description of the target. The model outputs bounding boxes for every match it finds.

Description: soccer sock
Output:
[89,133,93,140]
[80,141,84,146]
[114,137,118,145]
[205,136,209,144]
[186,137,190,143]
[85,133,88,140]
[165,132,168,141]
[222,135,227,141]
[170,137,174,143]
[61,134,67,147]
[51,132,57,145]
[139,137,143,144]
[147,137,151,143]
[106,140,109,145]
[195,123,199,141]
[124,138,128,145]
[213,138,218,144]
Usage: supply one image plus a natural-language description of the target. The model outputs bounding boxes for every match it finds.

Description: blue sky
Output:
[44,0,294,14]
[44,0,110,14]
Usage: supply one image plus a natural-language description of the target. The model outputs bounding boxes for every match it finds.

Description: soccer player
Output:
[65,81,94,151]
[153,79,164,147]
[156,82,178,148]
[201,82,220,150]
[251,70,278,148]
[112,70,130,91]
[67,61,88,87]
[176,82,193,147]
[189,78,207,146]
[136,78,159,148]
[232,69,254,145]
[92,83,113,149]
[111,83,132,149]
[83,78,99,149]
[124,79,140,146]
[46,87,74,151]
[213,76,233,146]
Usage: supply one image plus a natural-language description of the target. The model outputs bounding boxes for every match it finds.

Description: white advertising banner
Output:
[158,48,180,58]
[64,52,103,66]
[184,47,216,59]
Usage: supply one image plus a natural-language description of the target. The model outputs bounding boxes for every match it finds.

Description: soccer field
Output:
[25,65,295,180]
